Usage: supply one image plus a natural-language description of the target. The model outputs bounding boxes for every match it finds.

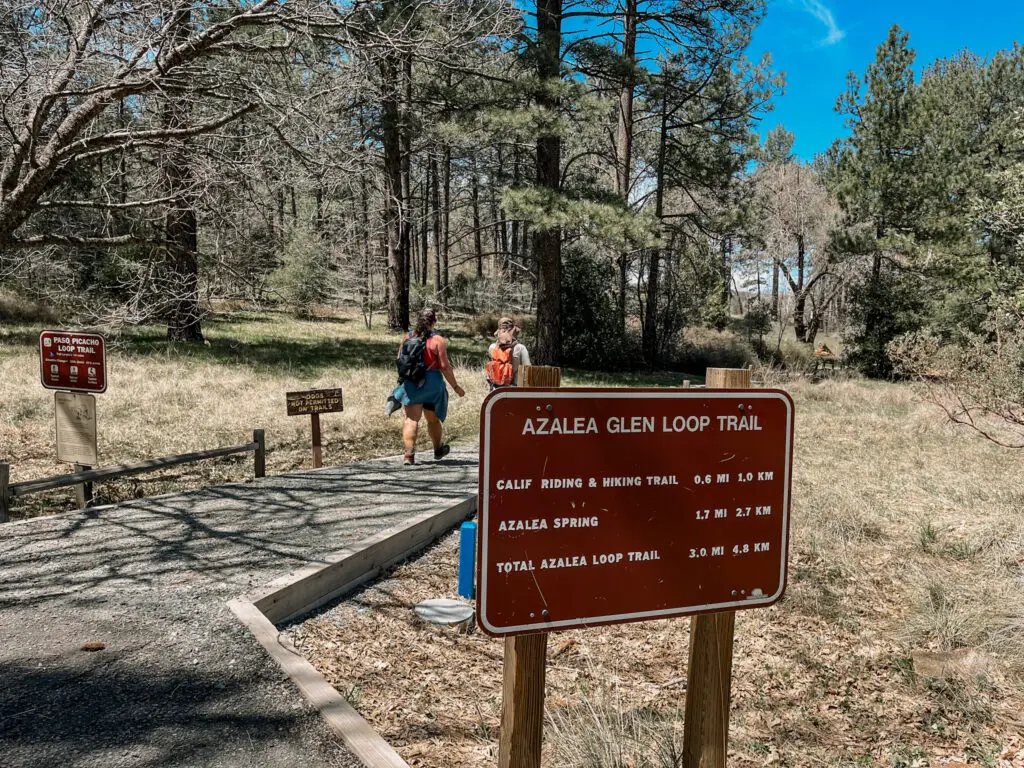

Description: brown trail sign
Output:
[39,330,107,394]
[286,389,344,469]
[479,378,794,767]
[478,389,793,634]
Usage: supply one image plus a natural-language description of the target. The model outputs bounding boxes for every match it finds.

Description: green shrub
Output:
[560,252,641,370]
[665,327,756,373]
[467,312,501,339]
[270,225,334,319]
[0,290,60,324]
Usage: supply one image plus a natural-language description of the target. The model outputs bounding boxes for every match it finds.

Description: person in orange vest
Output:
[485,317,531,390]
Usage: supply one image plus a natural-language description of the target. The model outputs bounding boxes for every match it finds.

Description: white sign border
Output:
[479,388,795,636]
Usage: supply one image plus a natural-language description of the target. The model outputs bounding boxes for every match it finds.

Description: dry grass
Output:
[0,310,495,517]
[288,376,1024,767]
[0,308,686,517]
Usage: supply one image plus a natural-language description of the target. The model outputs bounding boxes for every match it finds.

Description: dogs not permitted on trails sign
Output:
[477,387,795,637]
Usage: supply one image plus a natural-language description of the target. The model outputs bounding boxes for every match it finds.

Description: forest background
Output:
[1,0,1024,428]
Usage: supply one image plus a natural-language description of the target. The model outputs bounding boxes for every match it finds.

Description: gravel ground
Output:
[0,449,478,768]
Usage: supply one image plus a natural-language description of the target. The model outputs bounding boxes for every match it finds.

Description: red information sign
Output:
[38,330,107,394]
[477,388,794,637]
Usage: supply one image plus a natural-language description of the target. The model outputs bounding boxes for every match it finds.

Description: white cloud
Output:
[794,0,846,46]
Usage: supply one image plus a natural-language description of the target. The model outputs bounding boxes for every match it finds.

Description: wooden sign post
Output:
[479,373,792,767]
[683,366,753,768]
[497,367,559,768]
[519,365,561,388]
[286,388,344,469]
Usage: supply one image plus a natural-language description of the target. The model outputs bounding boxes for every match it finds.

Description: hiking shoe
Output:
[433,444,451,461]
[403,453,415,465]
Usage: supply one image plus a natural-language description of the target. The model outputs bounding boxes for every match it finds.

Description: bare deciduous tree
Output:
[750,161,842,344]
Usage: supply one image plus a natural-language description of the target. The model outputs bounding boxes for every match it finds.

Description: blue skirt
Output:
[390,369,449,421]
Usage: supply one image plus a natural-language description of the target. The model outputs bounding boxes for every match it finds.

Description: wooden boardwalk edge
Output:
[229,598,411,768]
[251,495,478,625]
[229,492,478,767]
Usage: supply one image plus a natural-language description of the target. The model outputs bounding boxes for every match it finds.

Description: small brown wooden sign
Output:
[286,388,343,469]
[286,388,344,417]
[478,388,794,637]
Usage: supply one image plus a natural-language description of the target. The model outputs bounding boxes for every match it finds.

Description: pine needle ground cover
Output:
[287,378,1024,767]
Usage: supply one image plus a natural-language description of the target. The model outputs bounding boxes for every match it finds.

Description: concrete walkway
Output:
[0,449,478,768]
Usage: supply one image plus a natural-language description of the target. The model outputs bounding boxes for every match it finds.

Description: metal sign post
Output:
[286,388,344,469]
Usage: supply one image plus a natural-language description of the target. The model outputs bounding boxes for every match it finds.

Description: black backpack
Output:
[397,332,429,385]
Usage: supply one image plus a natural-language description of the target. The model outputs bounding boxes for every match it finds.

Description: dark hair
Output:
[414,308,437,336]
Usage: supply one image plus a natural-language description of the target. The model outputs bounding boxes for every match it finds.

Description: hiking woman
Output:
[486,317,531,389]
[392,308,465,465]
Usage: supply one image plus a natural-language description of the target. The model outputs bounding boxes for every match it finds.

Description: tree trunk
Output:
[532,0,563,365]
[497,145,509,258]
[382,48,408,331]
[796,233,806,293]
[401,52,413,302]
[771,260,779,318]
[276,188,285,250]
[615,0,637,332]
[441,145,451,300]
[420,165,430,287]
[721,236,732,307]
[793,290,808,343]
[509,148,520,275]
[804,306,822,345]
[863,225,884,344]
[642,84,668,367]
[163,10,203,343]
[431,154,442,298]
[360,153,372,323]
[472,157,484,278]
[490,192,503,275]
[314,186,324,234]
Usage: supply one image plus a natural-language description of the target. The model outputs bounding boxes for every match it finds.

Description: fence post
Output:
[310,414,323,469]
[73,464,93,510]
[0,463,10,523]
[253,429,266,479]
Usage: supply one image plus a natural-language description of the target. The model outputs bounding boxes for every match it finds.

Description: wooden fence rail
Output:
[0,429,265,523]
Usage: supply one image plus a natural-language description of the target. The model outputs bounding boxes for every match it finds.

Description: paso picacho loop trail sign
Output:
[286,388,344,469]
[478,388,794,636]
[39,330,107,394]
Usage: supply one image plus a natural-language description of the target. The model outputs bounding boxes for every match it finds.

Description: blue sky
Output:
[749,0,1024,160]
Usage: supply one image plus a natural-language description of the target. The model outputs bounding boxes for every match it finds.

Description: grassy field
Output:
[289,377,1024,767]
[4,307,1022,764]
[0,309,690,517]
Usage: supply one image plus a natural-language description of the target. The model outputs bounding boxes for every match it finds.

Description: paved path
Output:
[0,449,478,768]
